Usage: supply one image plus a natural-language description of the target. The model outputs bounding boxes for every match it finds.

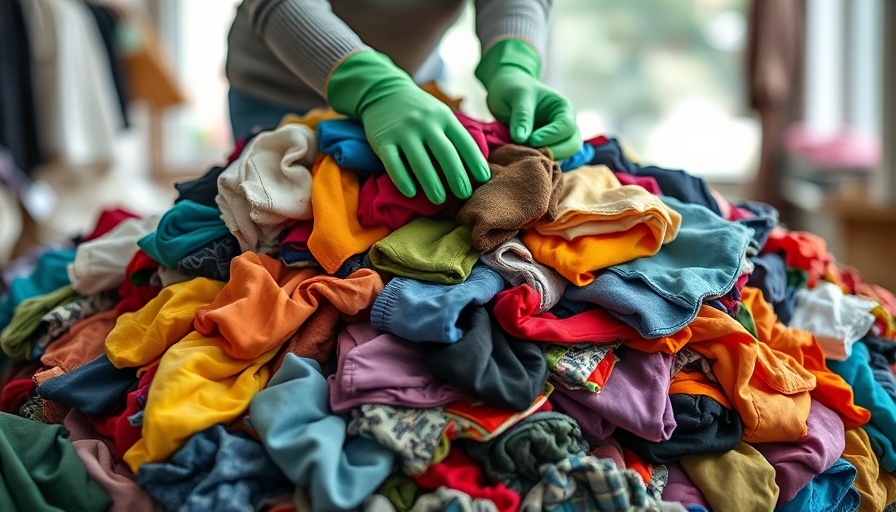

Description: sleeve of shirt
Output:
[242,0,372,98]
[474,0,552,57]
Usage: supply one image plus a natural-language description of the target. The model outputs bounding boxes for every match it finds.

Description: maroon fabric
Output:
[0,377,35,413]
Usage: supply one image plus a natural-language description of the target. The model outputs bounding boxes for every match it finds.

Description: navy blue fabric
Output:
[35,353,138,416]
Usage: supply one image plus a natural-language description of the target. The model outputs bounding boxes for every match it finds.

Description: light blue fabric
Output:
[249,354,395,512]
[316,118,386,174]
[564,196,752,338]
[137,200,231,269]
[827,342,896,472]
[370,265,505,343]
[137,424,292,512]
[559,142,595,172]
[776,459,859,512]
[0,248,75,332]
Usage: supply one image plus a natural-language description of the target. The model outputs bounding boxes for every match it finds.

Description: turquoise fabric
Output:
[249,354,395,512]
[777,459,859,512]
[0,412,111,512]
[137,200,230,269]
[0,248,75,332]
[827,342,896,472]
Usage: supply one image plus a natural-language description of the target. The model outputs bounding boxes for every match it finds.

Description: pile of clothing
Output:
[1,104,895,512]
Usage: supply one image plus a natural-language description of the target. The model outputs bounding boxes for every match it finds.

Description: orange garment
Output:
[741,286,870,428]
[522,224,660,286]
[125,254,384,472]
[628,305,816,443]
[306,155,391,273]
[762,226,833,287]
[842,427,896,512]
[33,310,120,385]
[193,252,384,360]
[669,370,732,409]
[105,278,226,369]
[277,108,343,130]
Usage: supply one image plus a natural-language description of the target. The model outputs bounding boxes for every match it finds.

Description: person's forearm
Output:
[474,0,552,57]
[243,0,371,98]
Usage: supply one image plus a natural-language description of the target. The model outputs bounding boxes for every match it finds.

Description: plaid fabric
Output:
[521,456,659,512]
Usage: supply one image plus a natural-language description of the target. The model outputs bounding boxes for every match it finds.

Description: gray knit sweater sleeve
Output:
[241,0,371,98]
[475,0,552,58]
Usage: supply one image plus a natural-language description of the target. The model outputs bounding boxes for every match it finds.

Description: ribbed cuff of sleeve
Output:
[253,0,371,97]
[475,0,551,58]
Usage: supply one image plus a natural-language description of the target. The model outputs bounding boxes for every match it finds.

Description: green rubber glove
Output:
[327,51,490,204]
[476,38,582,161]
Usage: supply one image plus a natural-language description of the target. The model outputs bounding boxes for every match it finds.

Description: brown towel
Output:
[456,144,563,252]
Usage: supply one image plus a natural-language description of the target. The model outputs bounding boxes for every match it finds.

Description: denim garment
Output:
[35,353,138,416]
[371,265,504,343]
[249,354,395,512]
[777,459,860,512]
[228,87,296,141]
[137,200,231,269]
[827,342,896,472]
[732,199,779,253]
[137,425,292,512]
[588,138,721,215]
[317,118,386,175]
[565,196,752,338]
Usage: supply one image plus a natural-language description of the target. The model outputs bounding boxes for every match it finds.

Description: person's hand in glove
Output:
[476,38,582,161]
[327,51,491,204]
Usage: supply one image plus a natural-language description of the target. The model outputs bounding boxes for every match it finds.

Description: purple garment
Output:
[550,347,676,443]
[327,321,470,413]
[752,399,846,506]
[662,462,710,511]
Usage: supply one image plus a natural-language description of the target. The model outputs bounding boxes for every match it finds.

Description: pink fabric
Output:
[280,220,314,251]
[455,112,512,159]
[357,173,463,231]
[613,172,663,196]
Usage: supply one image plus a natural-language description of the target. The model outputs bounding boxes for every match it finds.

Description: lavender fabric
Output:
[752,400,846,506]
[661,462,710,512]
[549,347,675,443]
[327,321,469,413]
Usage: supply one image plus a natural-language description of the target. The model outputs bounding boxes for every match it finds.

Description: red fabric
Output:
[0,378,35,413]
[491,285,646,344]
[83,208,139,242]
[456,112,512,159]
[761,227,834,287]
[116,250,162,314]
[357,172,463,231]
[718,273,750,315]
[91,409,120,440]
[280,220,314,251]
[414,446,521,512]
[585,135,610,147]
[113,365,158,459]
[622,448,653,485]
[613,172,663,196]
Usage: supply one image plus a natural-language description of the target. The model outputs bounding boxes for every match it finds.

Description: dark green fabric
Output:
[0,412,111,512]
[735,302,759,339]
[377,474,420,512]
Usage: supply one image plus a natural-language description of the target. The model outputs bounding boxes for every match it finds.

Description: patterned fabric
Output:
[521,456,670,512]
[176,235,241,282]
[411,487,499,512]
[670,349,717,383]
[544,343,619,393]
[348,404,451,476]
[31,291,119,357]
[646,465,669,501]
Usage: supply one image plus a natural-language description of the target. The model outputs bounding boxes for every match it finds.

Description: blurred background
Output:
[1,0,893,289]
